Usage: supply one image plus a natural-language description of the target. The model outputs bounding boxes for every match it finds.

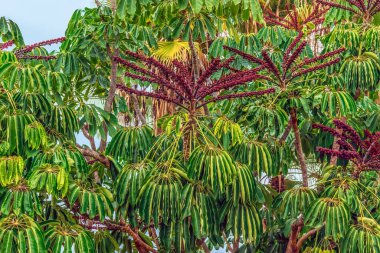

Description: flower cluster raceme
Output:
[196,58,222,87]
[283,40,307,73]
[312,123,341,136]
[15,37,65,55]
[223,46,265,65]
[261,50,281,78]
[317,0,380,17]
[225,33,344,88]
[291,58,341,79]
[0,40,14,50]
[314,119,380,176]
[291,48,345,72]
[283,33,304,69]
[115,50,274,112]
[333,119,362,147]
[17,55,56,61]
[264,3,329,32]
[7,37,65,62]
[198,68,266,98]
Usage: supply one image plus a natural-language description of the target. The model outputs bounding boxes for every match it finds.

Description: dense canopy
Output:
[1,0,380,252]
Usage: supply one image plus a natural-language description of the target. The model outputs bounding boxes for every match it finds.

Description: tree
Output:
[1,0,380,252]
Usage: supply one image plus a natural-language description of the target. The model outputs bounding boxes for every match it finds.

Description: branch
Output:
[99,46,118,152]
[296,223,325,249]
[148,226,160,250]
[82,125,97,150]
[17,55,56,61]
[76,145,110,168]
[222,231,234,252]
[77,215,157,253]
[280,119,292,143]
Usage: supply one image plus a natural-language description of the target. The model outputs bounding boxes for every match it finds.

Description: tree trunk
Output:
[99,48,119,152]
[285,217,303,253]
[280,118,292,143]
[130,93,147,125]
[290,108,308,187]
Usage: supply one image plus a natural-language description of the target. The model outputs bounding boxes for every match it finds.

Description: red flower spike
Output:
[223,46,266,66]
[283,40,308,73]
[315,120,380,177]
[226,34,344,91]
[17,55,56,61]
[291,58,341,80]
[261,50,281,79]
[0,40,14,50]
[15,37,65,55]
[115,50,272,113]
[316,0,380,17]
[283,33,304,70]
[264,4,329,32]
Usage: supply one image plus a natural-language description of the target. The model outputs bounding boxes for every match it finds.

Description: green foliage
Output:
[188,145,236,192]
[0,156,24,186]
[106,125,153,162]
[0,214,46,253]
[1,0,380,252]
[342,218,380,252]
[42,221,95,253]
[68,180,114,221]
[306,198,350,240]
[28,164,69,197]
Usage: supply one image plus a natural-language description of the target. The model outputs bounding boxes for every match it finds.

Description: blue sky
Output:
[1,0,94,44]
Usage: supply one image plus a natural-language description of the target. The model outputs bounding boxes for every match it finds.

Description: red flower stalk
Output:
[314,120,380,176]
[124,51,194,98]
[291,58,341,80]
[283,40,308,73]
[316,0,380,18]
[312,123,342,137]
[264,3,329,32]
[333,119,362,147]
[115,50,273,113]
[226,35,344,88]
[15,37,65,55]
[0,40,14,50]
[316,0,360,15]
[291,47,345,72]
[196,58,222,87]
[223,46,266,66]
[17,55,56,61]
[261,50,281,79]
[283,33,304,70]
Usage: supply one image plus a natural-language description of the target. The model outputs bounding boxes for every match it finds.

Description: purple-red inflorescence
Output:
[0,40,14,50]
[313,119,380,175]
[264,3,329,32]
[224,33,344,88]
[17,55,57,61]
[316,0,380,17]
[15,37,66,56]
[114,50,275,112]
